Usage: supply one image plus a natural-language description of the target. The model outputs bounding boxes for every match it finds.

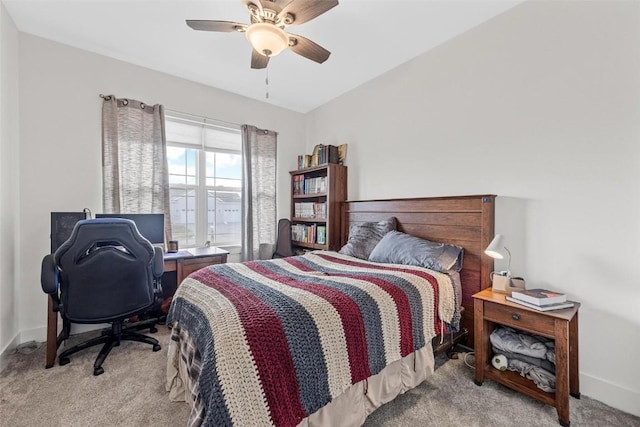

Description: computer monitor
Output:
[95,213,165,245]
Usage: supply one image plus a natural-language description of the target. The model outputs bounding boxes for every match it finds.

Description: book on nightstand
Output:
[506,296,574,311]
[510,288,567,306]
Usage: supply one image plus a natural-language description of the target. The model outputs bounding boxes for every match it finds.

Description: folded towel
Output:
[490,326,548,359]
[508,359,556,392]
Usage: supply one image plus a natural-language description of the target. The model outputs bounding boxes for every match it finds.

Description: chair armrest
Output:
[152,247,164,277]
[40,254,59,295]
[41,254,61,312]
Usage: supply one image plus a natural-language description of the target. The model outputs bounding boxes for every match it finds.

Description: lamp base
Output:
[491,275,526,294]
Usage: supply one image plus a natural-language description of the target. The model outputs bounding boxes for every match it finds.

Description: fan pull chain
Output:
[265,67,269,99]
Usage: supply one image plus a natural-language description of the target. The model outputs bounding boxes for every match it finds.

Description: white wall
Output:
[306,0,640,417]
[0,2,19,362]
[15,34,304,344]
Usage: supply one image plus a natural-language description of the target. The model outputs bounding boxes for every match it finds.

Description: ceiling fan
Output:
[186,0,338,69]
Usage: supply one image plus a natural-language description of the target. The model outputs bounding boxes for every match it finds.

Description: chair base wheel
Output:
[153,344,161,352]
[149,326,158,333]
[59,357,70,366]
[93,367,104,376]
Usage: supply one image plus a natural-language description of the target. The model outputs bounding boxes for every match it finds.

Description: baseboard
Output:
[0,332,20,373]
[10,323,107,352]
[18,325,48,344]
[581,372,640,417]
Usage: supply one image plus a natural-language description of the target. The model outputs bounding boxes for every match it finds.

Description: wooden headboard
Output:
[342,194,496,347]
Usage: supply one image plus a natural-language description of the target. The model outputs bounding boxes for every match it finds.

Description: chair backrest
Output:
[54,218,158,323]
[272,218,294,259]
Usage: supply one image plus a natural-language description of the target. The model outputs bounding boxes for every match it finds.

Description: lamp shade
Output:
[485,234,505,259]
[246,23,289,57]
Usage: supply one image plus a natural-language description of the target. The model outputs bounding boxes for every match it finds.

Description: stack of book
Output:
[293,202,327,219]
[292,175,327,195]
[296,144,342,170]
[506,288,574,311]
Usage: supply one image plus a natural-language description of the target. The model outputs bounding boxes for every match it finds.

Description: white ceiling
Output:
[3,0,522,113]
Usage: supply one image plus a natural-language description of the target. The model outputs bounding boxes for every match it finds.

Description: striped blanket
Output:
[167,251,459,427]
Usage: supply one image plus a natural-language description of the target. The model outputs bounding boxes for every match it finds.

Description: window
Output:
[165,112,242,248]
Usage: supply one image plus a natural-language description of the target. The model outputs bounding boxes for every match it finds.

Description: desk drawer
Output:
[483,301,555,336]
[181,255,226,279]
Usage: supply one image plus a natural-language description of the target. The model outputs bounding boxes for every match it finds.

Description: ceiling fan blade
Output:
[251,50,270,69]
[186,20,247,32]
[288,34,331,64]
[278,0,338,26]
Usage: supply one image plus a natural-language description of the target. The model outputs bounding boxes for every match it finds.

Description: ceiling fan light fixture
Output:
[246,23,289,57]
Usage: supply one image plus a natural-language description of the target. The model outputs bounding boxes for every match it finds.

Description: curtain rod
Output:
[99,94,241,129]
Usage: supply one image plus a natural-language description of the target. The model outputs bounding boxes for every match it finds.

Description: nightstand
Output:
[473,288,580,427]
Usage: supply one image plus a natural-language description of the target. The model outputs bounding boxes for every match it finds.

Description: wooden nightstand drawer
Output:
[483,300,555,336]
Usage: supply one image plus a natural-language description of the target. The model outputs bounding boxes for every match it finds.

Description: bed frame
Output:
[341,194,496,348]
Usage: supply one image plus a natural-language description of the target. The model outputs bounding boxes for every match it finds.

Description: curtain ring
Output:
[140,103,146,109]
[263,129,268,134]
[122,99,129,105]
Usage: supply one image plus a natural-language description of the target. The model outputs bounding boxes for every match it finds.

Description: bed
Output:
[166,194,496,427]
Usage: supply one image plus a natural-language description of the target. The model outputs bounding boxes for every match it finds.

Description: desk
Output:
[45,246,229,368]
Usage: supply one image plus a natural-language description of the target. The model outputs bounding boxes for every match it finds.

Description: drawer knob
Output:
[512,313,521,321]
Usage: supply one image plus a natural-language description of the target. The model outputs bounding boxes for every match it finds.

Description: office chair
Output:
[41,218,164,375]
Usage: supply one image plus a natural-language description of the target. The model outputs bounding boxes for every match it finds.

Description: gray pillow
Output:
[368,230,464,272]
[338,217,397,260]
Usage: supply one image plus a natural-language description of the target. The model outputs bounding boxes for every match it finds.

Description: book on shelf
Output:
[510,288,567,306]
[506,296,574,312]
[297,155,312,170]
[316,226,326,245]
[337,144,347,165]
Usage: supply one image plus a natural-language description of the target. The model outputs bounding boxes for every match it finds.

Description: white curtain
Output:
[241,125,277,261]
[101,95,172,239]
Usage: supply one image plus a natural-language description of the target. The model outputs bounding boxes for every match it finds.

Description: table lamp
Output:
[484,234,526,293]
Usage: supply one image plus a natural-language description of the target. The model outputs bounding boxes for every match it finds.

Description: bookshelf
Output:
[290,164,347,253]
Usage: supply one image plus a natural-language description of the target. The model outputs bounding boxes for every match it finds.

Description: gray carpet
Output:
[1,325,637,427]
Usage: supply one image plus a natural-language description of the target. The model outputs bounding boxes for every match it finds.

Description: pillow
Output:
[338,217,397,260]
[368,230,464,272]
